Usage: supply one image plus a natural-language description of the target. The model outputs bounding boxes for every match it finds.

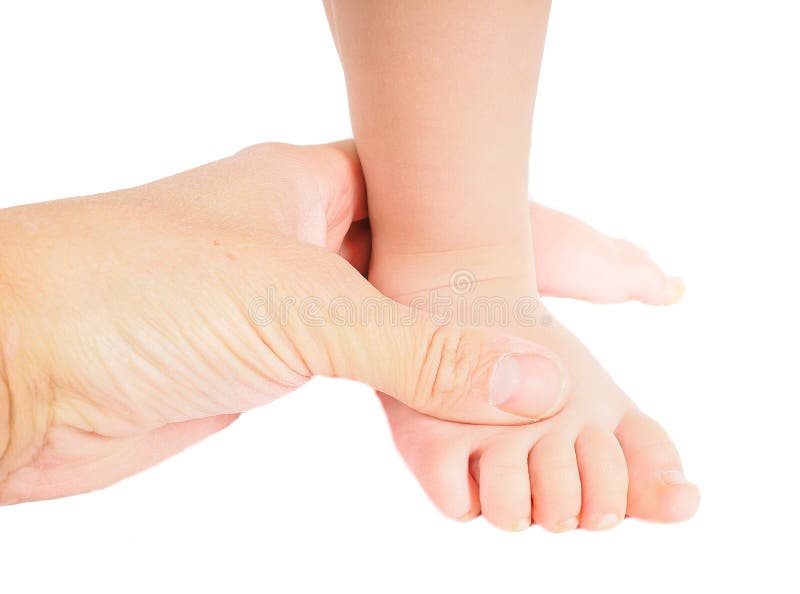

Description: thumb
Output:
[273,250,569,424]
[358,317,570,424]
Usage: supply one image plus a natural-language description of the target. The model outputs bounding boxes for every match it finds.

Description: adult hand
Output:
[0,142,677,503]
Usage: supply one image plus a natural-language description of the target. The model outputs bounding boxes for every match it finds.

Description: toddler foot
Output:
[371,211,698,531]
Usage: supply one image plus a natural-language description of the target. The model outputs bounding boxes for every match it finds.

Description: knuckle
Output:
[413,324,479,414]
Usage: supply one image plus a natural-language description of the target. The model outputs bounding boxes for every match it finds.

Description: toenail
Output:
[457,510,479,522]
[553,517,579,532]
[664,277,685,305]
[594,513,621,530]
[511,518,530,532]
[662,470,691,485]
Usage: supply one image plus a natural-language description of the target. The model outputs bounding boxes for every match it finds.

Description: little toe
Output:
[615,410,700,522]
[575,426,628,530]
[528,435,582,532]
[476,445,532,531]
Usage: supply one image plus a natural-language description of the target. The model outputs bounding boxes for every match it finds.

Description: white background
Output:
[1,1,798,592]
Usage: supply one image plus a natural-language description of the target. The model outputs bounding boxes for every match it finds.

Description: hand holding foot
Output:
[0,142,575,503]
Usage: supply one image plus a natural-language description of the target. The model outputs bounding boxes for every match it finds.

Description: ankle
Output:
[369,238,538,304]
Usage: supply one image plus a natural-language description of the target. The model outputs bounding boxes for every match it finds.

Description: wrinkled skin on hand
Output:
[0,142,369,502]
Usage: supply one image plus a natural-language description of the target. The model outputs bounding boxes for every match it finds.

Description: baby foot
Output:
[380,310,698,531]
[371,210,698,531]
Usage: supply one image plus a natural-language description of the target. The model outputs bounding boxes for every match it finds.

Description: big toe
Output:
[615,411,700,522]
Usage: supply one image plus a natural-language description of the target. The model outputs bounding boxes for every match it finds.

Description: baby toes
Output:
[474,444,532,531]
[615,410,700,522]
[405,440,480,522]
[380,393,480,521]
[575,426,628,530]
[528,435,582,532]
